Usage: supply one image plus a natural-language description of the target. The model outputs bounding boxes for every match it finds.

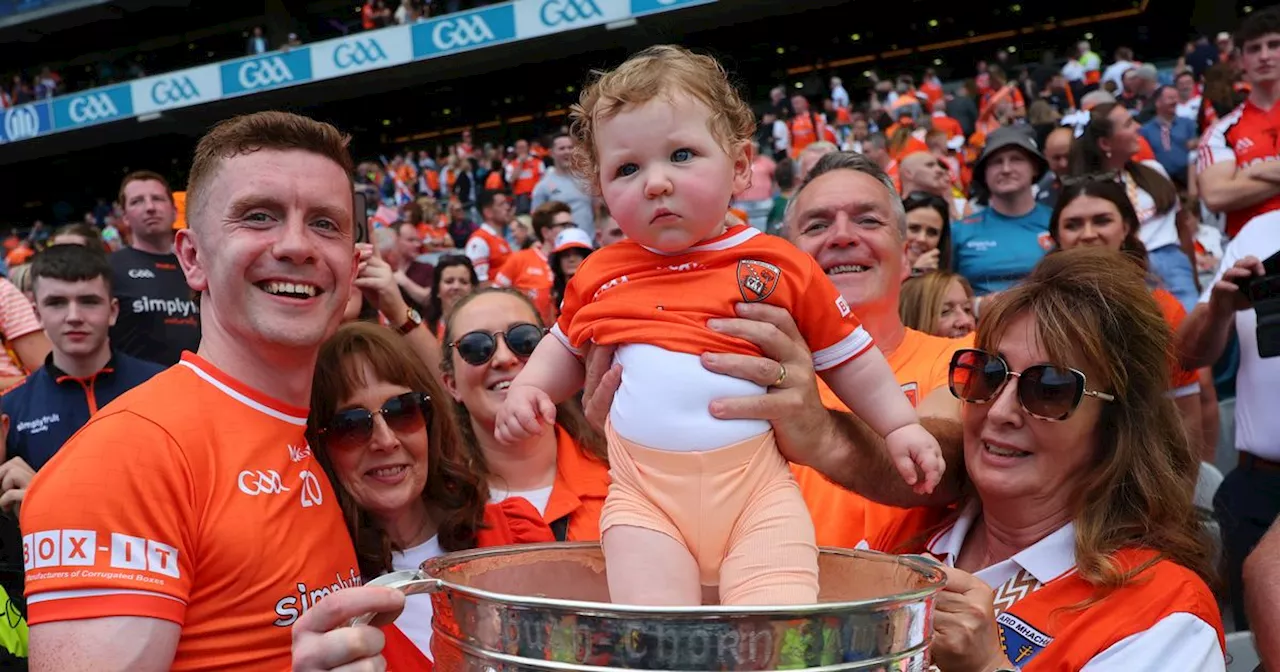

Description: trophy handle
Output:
[348,569,445,627]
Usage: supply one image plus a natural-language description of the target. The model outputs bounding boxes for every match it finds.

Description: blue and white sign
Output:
[312,30,413,81]
[514,0,628,40]
[133,66,221,115]
[0,101,51,143]
[629,0,715,17]
[413,4,517,59]
[53,84,133,130]
[221,48,312,97]
[0,0,717,146]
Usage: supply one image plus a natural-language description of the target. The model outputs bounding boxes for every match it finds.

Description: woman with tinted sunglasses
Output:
[308,322,556,670]
[1049,178,1214,463]
[441,288,609,542]
[861,247,1224,670]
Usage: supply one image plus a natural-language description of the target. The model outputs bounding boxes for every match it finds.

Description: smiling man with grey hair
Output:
[776,150,967,546]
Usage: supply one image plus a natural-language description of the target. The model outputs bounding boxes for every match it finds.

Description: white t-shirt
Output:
[391,535,445,659]
[1176,96,1203,121]
[490,485,553,516]
[1200,211,1280,461]
[1131,161,1181,251]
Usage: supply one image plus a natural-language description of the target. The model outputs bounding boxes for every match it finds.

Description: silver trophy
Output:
[360,542,945,671]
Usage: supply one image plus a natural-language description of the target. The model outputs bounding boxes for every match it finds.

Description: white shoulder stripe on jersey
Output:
[28,587,186,605]
[640,227,760,256]
[812,326,874,371]
[178,361,307,426]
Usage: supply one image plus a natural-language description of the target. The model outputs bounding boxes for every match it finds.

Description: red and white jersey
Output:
[464,223,512,283]
[552,225,870,367]
[1198,100,1280,237]
[865,502,1225,671]
[21,353,359,670]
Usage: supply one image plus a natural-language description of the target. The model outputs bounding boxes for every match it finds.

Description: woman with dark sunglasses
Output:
[307,322,556,670]
[1048,178,1214,464]
[440,288,609,542]
[863,247,1223,671]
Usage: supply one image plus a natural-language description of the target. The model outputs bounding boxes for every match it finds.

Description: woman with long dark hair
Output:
[308,322,555,669]
[1069,102,1199,311]
[424,254,477,340]
[902,191,954,274]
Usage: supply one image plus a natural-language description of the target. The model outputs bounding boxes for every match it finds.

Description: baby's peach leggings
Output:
[600,420,819,605]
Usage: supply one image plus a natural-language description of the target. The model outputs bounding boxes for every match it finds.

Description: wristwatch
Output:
[397,307,423,335]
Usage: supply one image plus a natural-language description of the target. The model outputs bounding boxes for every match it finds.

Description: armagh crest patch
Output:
[996,611,1053,668]
[737,259,781,303]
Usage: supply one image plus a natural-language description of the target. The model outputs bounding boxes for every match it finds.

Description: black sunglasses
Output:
[948,349,1114,421]
[449,323,545,366]
[320,392,431,450]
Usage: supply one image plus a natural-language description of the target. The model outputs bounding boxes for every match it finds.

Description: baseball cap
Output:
[553,227,593,254]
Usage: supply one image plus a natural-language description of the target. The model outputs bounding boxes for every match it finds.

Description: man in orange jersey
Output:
[583,151,968,549]
[494,200,571,323]
[505,139,545,216]
[20,111,402,672]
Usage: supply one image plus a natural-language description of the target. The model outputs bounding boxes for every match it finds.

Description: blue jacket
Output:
[1,352,164,469]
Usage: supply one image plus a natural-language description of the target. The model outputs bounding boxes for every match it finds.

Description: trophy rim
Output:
[420,541,947,616]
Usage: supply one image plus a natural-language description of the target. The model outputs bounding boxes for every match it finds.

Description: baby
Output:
[496,45,943,607]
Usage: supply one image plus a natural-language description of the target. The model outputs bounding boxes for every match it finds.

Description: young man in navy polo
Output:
[1,244,163,470]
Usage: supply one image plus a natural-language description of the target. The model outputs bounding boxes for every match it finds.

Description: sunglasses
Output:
[948,349,1114,421]
[450,323,545,366]
[320,392,431,450]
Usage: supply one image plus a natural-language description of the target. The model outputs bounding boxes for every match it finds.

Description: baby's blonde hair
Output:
[568,45,756,192]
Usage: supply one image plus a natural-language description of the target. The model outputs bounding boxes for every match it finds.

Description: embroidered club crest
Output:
[996,611,1053,667]
[737,259,781,303]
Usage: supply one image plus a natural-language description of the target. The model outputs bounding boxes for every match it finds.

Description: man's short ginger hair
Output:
[187,111,354,228]
[568,45,755,192]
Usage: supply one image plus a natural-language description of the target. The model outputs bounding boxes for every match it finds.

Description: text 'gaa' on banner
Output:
[513,0,628,40]
[132,66,221,115]
[412,4,517,59]
[311,29,413,81]
[221,48,313,97]
[53,84,134,131]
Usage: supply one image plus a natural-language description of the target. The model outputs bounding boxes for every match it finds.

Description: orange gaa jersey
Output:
[494,247,554,323]
[21,353,359,671]
[866,504,1225,670]
[794,328,971,548]
[552,225,871,368]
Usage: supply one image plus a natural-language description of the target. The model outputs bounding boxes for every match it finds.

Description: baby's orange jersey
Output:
[552,225,871,370]
[21,353,359,670]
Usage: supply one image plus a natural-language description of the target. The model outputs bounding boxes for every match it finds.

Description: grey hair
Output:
[783,151,907,236]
